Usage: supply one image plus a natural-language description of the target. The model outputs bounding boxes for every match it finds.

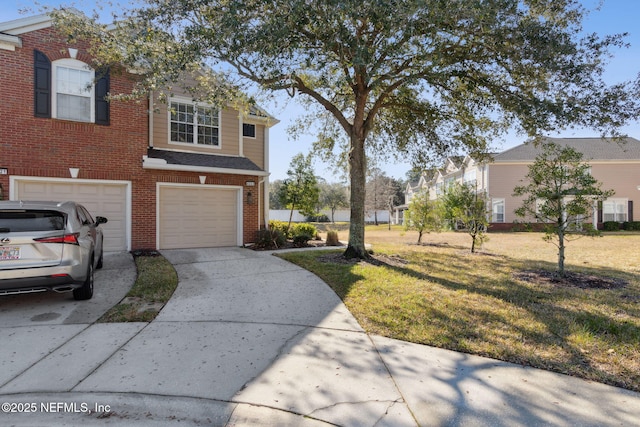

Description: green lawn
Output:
[278,228,640,392]
[99,252,178,323]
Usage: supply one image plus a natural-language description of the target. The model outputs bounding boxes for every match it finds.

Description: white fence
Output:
[269,209,391,223]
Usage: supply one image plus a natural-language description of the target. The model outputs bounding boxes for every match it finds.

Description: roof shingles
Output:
[493,137,640,162]
[146,148,263,172]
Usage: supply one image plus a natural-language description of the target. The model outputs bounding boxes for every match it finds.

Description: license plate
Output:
[0,247,20,260]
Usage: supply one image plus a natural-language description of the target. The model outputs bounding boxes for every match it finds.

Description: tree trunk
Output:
[557,231,566,277]
[344,132,369,259]
[287,204,295,235]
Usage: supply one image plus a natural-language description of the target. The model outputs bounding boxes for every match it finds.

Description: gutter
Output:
[0,33,22,51]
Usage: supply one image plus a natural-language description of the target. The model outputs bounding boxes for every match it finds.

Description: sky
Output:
[3,0,640,182]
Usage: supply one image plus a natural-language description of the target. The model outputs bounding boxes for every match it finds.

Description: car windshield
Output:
[0,210,65,232]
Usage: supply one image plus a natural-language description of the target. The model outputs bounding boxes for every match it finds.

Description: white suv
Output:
[0,201,107,300]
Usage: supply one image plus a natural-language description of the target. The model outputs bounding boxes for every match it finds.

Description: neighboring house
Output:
[0,14,277,251]
[392,170,436,224]
[488,137,640,230]
[393,157,488,224]
[400,137,640,230]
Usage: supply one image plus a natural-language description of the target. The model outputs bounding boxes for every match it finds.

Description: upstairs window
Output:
[463,169,476,185]
[33,51,110,125]
[170,100,220,147]
[243,123,256,138]
[53,59,94,122]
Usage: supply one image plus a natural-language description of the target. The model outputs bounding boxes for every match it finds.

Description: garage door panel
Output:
[159,186,239,249]
[15,180,128,252]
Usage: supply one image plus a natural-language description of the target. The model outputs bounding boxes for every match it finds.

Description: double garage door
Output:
[13,179,129,252]
[158,185,241,249]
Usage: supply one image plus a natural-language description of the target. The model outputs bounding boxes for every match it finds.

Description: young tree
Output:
[269,179,285,210]
[320,182,349,223]
[441,182,490,253]
[278,154,320,232]
[513,143,614,276]
[365,167,401,226]
[52,1,640,258]
[404,190,442,244]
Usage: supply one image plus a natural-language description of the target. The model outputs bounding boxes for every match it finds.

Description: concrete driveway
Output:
[0,247,639,426]
[0,252,136,327]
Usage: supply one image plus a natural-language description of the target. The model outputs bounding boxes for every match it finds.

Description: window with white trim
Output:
[492,199,505,223]
[463,169,476,185]
[243,123,256,138]
[52,58,94,123]
[170,99,220,147]
[603,198,628,222]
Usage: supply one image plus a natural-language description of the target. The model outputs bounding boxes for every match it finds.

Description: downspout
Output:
[263,122,270,229]
[239,114,244,156]
[259,177,265,230]
[148,91,154,148]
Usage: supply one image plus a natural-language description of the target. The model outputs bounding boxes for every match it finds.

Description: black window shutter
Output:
[629,200,633,222]
[95,68,110,125]
[34,50,51,118]
[597,201,603,224]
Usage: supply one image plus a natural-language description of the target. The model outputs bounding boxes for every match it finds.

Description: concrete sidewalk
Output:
[0,247,638,426]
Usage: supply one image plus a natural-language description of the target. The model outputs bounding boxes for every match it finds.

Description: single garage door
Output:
[14,179,128,251]
[158,185,240,249]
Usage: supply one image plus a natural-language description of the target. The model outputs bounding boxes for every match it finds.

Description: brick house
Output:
[399,137,640,230]
[0,14,277,251]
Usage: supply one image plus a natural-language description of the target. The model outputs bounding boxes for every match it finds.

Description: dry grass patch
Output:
[279,229,640,392]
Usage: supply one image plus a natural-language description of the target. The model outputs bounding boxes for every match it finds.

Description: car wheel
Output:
[96,251,103,269]
[73,261,94,301]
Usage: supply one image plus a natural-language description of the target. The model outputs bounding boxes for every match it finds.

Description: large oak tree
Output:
[53,0,640,258]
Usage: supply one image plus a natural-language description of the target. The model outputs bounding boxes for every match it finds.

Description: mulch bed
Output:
[250,239,343,251]
[514,270,628,289]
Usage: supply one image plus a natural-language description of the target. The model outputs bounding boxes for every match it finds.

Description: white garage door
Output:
[158,186,240,249]
[14,179,128,251]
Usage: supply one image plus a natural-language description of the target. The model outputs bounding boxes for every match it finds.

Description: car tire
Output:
[73,261,94,301]
[96,251,103,270]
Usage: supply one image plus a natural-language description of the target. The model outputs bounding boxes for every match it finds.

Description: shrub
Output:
[603,221,621,231]
[255,229,286,249]
[269,220,291,238]
[292,223,318,239]
[293,233,312,247]
[511,221,533,232]
[306,214,330,223]
[326,230,340,246]
[622,221,640,231]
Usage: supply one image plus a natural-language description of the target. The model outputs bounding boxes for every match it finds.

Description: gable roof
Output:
[0,14,52,51]
[493,137,640,162]
[0,14,52,35]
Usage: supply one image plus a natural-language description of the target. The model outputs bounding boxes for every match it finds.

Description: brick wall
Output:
[0,24,263,249]
[0,27,148,174]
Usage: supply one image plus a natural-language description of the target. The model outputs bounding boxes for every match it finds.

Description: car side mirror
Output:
[96,216,108,225]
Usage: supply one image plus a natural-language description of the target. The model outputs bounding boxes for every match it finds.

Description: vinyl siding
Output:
[488,161,640,223]
[243,123,265,169]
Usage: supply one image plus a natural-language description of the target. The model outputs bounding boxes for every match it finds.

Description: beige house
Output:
[399,137,640,230]
[488,137,640,230]
[394,155,489,224]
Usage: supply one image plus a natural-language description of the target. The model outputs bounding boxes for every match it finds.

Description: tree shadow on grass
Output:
[287,247,640,392]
